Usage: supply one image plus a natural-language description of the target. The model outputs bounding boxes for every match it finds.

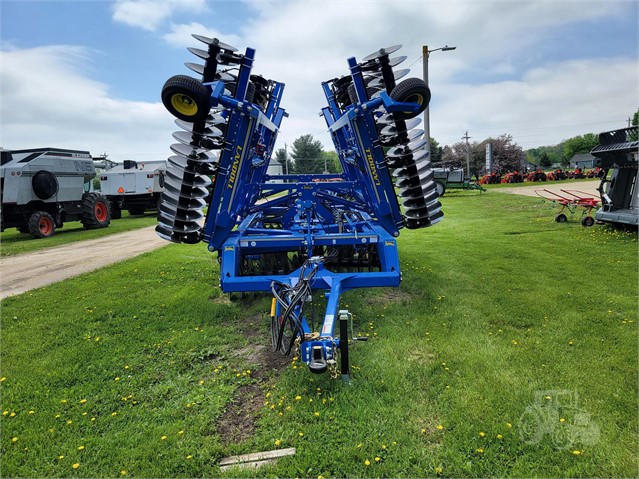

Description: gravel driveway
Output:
[0,226,167,300]
[492,180,600,198]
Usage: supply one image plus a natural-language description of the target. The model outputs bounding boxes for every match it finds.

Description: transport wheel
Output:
[81,193,111,229]
[161,75,211,122]
[555,213,568,223]
[581,216,594,227]
[435,181,446,196]
[28,211,56,238]
[389,78,431,120]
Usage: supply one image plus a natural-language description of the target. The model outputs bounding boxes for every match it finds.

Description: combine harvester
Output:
[157,37,442,380]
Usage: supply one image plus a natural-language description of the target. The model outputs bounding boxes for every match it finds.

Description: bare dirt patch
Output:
[217,312,290,444]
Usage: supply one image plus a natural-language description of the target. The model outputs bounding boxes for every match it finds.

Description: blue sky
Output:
[1,0,637,161]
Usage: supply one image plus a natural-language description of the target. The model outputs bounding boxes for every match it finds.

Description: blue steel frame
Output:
[199,48,422,375]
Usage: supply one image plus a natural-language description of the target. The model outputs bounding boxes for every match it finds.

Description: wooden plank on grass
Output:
[219,447,296,467]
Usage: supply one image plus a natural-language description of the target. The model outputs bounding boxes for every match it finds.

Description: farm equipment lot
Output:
[1,192,637,478]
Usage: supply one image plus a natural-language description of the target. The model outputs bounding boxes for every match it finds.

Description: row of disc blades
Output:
[157,35,241,244]
[336,44,443,229]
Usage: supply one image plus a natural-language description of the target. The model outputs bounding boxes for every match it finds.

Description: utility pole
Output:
[284,142,289,175]
[422,44,456,157]
[628,117,632,127]
[462,130,472,179]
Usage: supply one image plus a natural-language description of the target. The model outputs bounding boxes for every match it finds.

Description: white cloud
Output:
[431,58,638,149]
[0,45,173,161]
[112,0,207,32]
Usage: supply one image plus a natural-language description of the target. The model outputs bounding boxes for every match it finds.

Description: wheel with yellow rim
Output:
[390,77,431,120]
[161,75,211,122]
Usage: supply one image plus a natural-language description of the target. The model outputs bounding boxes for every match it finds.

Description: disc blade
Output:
[188,47,209,61]
[393,68,410,80]
[185,62,204,75]
[386,138,428,158]
[389,55,407,67]
[173,123,223,138]
[362,44,403,62]
[191,34,238,52]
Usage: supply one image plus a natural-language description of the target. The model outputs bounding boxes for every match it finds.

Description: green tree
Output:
[290,134,324,174]
[273,147,292,174]
[321,150,342,173]
[539,151,552,168]
[429,137,444,164]
[562,133,598,164]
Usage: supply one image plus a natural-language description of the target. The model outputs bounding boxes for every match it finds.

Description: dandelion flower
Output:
[12,437,18,443]
[436,424,444,430]
[2,411,8,416]
[58,455,64,460]
[560,418,566,423]
[121,470,126,476]
[72,463,80,469]
[28,410,35,415]
[115,377,120,381]
[506,422,512,428]
[178,430,184,435]
[10,412,16,418]
[298,432,304,437]
[78,445,85,451]
[364,459,371,466]
[572,450,582,455]
[479,431,485,437]
[161,436,167,441]
[435,466,443,474]
[314,412,320,417]
[421,428,426,434]
[374,457,381,462]
[80,399,87,404]
[496,434,503,439]
[295,395,302,401]
[274,439,281,446]
[186,455,193,459]
[91,417,96,421]
[60,399,67,404]
[0,377,6,382]
[475,448,484,454]
[111,412,118,416]
[67,420,73,425]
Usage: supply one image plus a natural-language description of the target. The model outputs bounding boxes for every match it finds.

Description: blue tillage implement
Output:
[158,37,443,380]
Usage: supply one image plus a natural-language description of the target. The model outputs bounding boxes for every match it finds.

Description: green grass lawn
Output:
[0,213,158,257]
[1,192,636,478]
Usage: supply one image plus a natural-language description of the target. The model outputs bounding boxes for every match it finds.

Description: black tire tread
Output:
[28,211,55,238]
[81,192,111,229]
[389,77,431,120]
[161,75,211,122]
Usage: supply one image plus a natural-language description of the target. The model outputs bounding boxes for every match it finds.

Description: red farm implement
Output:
[535,189,601,227]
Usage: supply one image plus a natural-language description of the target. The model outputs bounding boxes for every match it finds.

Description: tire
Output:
[32,171,58,200]
[81,193,111,229]
[435,181,446,197]
[128,207,145,216]
[389,78,431,120]
[110,200,122,220]
[581,216,594,227]
[161,75,210,122]
[28,211,55,238]
[555,213,568,223]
